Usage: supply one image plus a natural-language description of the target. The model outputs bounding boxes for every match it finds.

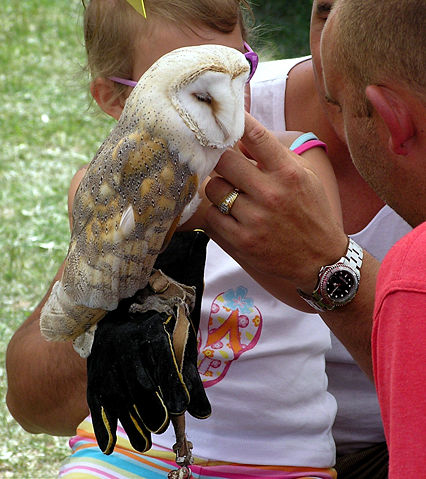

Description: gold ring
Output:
[217,189,239,215]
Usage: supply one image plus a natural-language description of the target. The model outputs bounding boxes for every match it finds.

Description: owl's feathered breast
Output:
[62,126,198,311]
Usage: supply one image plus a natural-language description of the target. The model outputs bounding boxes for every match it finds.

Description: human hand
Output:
[87,231,211,455]
[204,112,347,293]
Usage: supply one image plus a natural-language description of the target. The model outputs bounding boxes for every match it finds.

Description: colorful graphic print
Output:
[198,286,262,387]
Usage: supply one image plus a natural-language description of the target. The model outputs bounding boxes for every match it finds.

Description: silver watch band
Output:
[344,238,363,278]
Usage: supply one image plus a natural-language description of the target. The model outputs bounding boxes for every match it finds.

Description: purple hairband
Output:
[108,42,259,88]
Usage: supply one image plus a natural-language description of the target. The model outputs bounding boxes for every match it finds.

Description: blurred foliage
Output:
[250,0,313,59]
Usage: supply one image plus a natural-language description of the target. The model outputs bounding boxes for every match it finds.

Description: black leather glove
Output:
[86,231,211,455]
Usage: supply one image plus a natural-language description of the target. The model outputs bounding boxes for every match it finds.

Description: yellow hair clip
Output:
[126,0,147,18]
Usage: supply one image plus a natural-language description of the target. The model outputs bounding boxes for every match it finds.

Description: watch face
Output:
[325,269,357,303]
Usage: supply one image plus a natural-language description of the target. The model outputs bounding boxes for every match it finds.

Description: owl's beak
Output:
[214,117,230,143]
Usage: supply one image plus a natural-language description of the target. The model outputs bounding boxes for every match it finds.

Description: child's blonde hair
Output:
[83,0,252,98]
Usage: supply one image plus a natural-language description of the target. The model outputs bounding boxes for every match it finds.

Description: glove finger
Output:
[88,396,118,455]
[175,317,210,418]
[117,330,184,429]
[183,362,212,419]
[134,394,170,434]
[122,363,170,433]
[136,315,190,415]
[119,409,152,453]
[151,354,190,415]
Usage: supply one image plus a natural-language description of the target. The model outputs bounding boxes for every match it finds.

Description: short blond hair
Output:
[83,0,252,97]
[332,0,425,105]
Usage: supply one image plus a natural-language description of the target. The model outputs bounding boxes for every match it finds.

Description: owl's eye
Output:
[194,92,212,104]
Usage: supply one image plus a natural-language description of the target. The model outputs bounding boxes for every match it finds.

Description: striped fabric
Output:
[58,418,337,479]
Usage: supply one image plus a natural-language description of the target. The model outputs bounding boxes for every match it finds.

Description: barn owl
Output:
[40,44,249,342]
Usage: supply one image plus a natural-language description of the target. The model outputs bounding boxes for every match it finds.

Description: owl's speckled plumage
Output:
[40,44,249,341]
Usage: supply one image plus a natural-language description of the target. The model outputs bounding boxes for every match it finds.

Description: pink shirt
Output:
[372,221,426,477]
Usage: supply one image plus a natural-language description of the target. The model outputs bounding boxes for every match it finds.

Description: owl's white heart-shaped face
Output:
[126,44,249,148]
[173,67,247,148]
[121,43,249,180]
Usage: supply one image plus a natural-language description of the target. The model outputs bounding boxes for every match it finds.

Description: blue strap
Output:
[289,132,319,152]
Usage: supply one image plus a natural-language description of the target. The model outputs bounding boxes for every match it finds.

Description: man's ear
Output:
[90,78,126,120]
[366,85,415,156]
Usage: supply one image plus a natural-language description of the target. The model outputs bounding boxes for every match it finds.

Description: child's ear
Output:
[366,85,415,156]
[90,78,126,120]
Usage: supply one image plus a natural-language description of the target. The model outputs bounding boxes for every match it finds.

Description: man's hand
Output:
[204,112,347,293]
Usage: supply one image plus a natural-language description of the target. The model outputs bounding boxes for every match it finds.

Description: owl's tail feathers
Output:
[40,280,106,342]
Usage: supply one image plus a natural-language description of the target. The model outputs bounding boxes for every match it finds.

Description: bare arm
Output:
[6,270,88,435]
[319,251,378,378]
[6,167,89,435]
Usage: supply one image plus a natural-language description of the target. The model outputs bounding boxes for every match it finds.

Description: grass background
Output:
[0,0,312,477]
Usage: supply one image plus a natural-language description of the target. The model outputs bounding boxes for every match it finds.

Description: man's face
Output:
[320,7,395,205]
[310,0,346,140]
[310,0,333,99]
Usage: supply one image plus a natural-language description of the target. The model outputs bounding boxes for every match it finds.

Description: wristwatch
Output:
[297,238,363,312]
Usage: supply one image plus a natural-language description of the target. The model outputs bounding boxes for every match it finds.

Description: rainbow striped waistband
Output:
[58,420,336,479]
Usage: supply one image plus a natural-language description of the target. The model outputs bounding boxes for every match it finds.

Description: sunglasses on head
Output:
[109,42,258,88]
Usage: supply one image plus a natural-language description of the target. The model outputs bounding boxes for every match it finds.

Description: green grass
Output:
[0,1,114,477]
[0,1,311,476]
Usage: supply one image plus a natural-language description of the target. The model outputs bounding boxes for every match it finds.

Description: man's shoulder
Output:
[378,222,426,290]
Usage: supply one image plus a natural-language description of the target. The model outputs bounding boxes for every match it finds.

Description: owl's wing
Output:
[41,129,198,341]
